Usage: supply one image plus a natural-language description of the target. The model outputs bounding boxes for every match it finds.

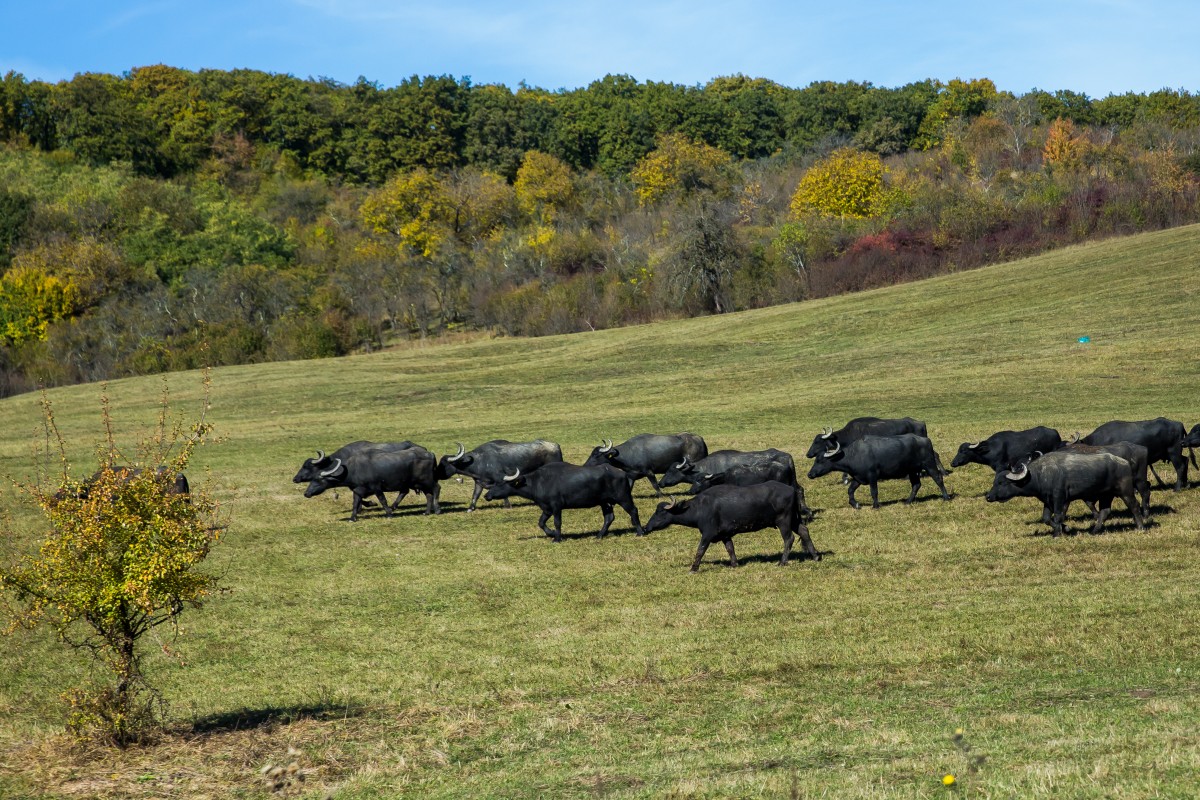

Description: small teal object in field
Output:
[1078,336,1091,343]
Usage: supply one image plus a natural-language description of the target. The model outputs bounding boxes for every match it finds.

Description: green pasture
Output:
[2,225,1199,798]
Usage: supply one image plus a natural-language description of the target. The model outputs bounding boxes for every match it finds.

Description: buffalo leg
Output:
[552,510,563,542]
[929,468,951,500]
[723,539,739,568]
[469,480,485,511]
[794,523,819,560]
[1091,498,1113,534]
[377,491,393,517]
[1170,452,1188,491]
[646,473,665,497]
[869,480,881,509]
[847,479,862,509]
[1050,499,1067,537]
[779,526,795,566]
[1147,462,1169,490]
[903,473,921,504]
[350,492,365,522]
[426,482,441,515]
[1136,477,1152,519]
[619,497,645,535]
[690,540,711,572]
[537,509,555,538]
[598,503,615,537]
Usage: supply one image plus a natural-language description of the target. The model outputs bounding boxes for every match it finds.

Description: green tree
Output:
[914,78,998,149]
[0,379,222,745]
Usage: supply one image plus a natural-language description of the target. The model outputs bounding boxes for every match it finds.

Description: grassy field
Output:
[2,224,1199,799]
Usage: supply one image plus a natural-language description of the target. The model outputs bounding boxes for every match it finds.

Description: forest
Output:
[1,67,1198,395]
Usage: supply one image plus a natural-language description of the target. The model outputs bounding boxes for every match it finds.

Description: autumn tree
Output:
[514,150,575,223]
[0,266,81,345]
[0,377,222,744]
[789,148,887,220]
[1043,117,1090,174]
[631,133,732,206]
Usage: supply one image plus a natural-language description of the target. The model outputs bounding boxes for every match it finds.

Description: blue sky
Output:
[2,1,1197,97]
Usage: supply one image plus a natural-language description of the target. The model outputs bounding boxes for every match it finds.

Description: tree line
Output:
[1,68,1198,395]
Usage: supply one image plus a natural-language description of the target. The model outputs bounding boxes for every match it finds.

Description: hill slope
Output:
[2,225,1199,799]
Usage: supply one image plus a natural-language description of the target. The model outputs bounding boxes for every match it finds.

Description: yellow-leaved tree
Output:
[514,150,575,223]
[0,266,81,345]
[630,133,732,206]
[0,375,223,745]
[789,148,887,220]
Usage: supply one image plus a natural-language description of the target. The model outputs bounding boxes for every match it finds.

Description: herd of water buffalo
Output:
[289,416,1200,571]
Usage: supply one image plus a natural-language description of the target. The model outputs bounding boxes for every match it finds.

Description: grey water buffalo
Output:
[1078,418,1190,490]
[483,462,643,542]
[304,447,440,521]
[583,432,708,495]
[805,417,928,459]
[951,426,1064,471]
[438,439,564,511]
[1059,441,1152,518]
[644,482,819,572]
[661,449,793,492]
[293,440,419,483]
[686,451,813,522]
[986,450,1145,537]
[808,434,951,509]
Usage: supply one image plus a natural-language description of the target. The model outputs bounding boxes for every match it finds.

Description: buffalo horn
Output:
[315,449,325,461]
[820,427,833,439]
[665,496,677,509]
[674,455,691,470]
[703,473,714,480]
[1006,463,1029,481]
[503,468,521,482]
[448,442,466,462]
[319,458,343,478]
[1071,431,1082,443]
[823,441,841,457]
[967,442,979,449]
[599,438,613,453]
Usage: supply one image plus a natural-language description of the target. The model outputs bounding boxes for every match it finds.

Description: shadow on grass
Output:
[189,702,365,736]
[515,523,645,541]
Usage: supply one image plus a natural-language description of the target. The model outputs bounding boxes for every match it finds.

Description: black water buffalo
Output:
[438,439,564,511]
[292,440,419,484]
[686,452,813,522]
[661,449,790,492]
[304,447,440,521]
[483,462,644,542]
[644,482,819,572]
[951,426,1064,471]
[64,465,190,500]
[1059,441,1152,518]
[986,450,1145,537]
[805,416,928,459]
[1185,423,1200,449]
[1078,418,1190,490]
[583,432,708,495]
[808,434,951,509]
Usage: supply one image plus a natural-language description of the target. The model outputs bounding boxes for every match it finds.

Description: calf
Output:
[484,462,644,542]
[644,482,819,572]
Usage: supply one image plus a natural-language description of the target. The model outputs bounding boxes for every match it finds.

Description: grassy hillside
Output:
[2,225,1199,799]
